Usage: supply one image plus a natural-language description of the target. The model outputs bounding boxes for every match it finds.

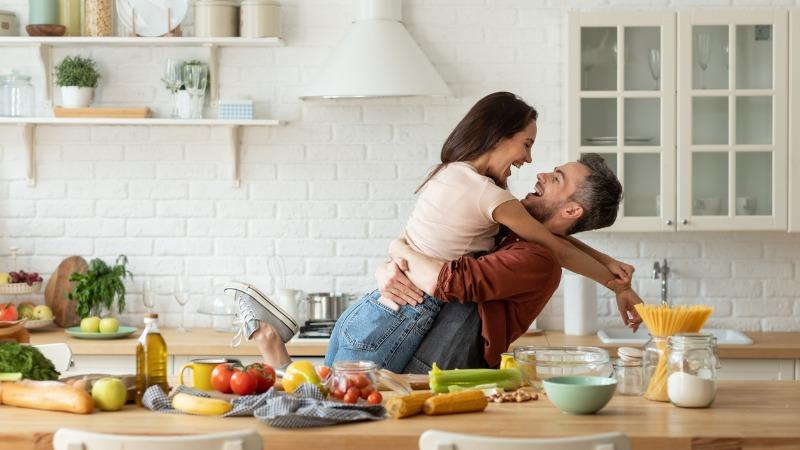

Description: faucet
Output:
[652,259,670,306]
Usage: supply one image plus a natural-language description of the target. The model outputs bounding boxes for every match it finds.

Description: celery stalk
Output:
[428,363,522,393]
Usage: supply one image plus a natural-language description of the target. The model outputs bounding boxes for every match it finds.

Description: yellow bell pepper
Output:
[281,360,322,393]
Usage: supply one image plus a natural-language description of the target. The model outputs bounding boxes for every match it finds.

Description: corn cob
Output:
[385,391,435,419]
[422,389,488,416]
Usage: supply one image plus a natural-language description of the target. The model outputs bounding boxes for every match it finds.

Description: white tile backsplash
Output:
[1,0,799,330]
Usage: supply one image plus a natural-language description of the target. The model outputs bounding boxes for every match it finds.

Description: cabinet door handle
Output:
[665,220,673,226]
[680,219,688,225]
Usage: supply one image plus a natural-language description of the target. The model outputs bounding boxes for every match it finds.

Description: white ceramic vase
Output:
[60,86,93,108]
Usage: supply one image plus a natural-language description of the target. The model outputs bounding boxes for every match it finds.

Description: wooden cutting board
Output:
[53,107,151,118]
[45,256,88,328]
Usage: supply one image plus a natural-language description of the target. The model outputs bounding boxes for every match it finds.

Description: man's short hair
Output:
[566,153,623,235]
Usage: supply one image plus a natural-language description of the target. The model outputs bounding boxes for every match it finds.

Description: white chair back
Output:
[53,428,262,450]
[419,430,630,450]
[33,343,72,372]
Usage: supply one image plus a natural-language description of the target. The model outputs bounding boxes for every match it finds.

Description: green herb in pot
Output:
[67,255,132,318]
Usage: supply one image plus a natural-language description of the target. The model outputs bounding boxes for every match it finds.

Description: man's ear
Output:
[561,202,584,220]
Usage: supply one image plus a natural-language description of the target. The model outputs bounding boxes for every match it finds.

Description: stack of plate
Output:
[116,0,188,36]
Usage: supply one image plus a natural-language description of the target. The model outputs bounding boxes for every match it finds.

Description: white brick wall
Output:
[1,0,799,331]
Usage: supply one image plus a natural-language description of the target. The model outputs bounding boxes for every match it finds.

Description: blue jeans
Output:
[325,290,444,373]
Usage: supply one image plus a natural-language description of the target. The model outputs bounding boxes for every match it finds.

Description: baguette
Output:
[0,380,94,414]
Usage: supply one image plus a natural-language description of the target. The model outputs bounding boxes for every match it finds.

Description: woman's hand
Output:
[605,259,634,284]
[612,286,644,332]
[374,260,424,306]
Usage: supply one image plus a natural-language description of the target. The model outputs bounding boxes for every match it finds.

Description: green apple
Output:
[18,303,35,319]
[80,316,101,333]
[91,377,127,411]
[99,317,119,333]
[32,305,53,320]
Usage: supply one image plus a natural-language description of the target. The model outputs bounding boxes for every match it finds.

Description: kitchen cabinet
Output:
[790,10,800,233]
[568,12,677,232]
[717,358,795,381]
[569,10,789,231]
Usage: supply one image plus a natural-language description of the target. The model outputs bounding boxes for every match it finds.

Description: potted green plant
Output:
[67,255,132,319]
[54,55,100,108]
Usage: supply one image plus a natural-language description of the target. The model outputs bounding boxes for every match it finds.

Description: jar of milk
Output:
[666,333,720,408]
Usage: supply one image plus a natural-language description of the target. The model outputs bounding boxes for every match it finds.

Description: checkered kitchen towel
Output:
[143,383,386,428]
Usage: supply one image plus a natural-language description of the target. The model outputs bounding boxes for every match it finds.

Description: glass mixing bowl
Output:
[513,346,613,391]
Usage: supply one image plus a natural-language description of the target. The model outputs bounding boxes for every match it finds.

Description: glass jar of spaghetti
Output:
[642,335,667,400]
[666,333,720,408]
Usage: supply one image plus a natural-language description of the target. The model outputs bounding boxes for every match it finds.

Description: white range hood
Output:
[301,0,451,99]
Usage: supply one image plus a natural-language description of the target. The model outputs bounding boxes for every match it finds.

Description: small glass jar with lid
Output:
[0,71,34,117]
[666,333,720,408]
[612,346,644,396]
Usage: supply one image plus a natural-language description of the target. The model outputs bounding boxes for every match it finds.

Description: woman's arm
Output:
[492,200,625,288]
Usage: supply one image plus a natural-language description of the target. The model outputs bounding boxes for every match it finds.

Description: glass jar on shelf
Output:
[666,333,720,408]
[84,0,112,36]
[0,71,34,117]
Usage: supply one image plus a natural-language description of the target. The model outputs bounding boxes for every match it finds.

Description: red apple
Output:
[0,303,18,321]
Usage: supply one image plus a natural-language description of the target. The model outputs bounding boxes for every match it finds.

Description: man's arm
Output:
[564,235,635,281]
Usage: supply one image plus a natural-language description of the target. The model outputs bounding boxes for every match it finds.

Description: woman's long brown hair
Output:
[416,91,538,193]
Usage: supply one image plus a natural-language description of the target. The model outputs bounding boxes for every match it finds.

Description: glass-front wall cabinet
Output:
[569,12,676,231]
[570,10,789,232]
[679,11,787,230]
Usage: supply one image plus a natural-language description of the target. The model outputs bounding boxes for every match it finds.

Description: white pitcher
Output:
[276,288,301,320]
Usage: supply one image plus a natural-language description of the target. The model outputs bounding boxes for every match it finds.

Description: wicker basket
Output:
[0,282,42,295]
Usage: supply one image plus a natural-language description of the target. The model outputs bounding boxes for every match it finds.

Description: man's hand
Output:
[613,287,644,332]
[605,259,634,284]
[374,260,424,306]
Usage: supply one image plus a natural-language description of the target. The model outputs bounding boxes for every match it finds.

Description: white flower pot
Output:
[60,86,94,108]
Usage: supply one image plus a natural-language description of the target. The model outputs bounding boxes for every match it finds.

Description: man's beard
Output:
[526,199,558,223]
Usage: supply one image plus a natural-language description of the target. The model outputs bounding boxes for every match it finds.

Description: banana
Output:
[171,392,232,416]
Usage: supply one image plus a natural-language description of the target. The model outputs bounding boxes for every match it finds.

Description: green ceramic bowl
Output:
[542,376,617,415]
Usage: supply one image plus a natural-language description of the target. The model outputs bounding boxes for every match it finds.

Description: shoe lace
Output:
[230,294,257,348]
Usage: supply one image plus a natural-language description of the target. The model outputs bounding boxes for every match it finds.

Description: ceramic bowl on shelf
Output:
[25,24,66,36]
[543,376,617,415]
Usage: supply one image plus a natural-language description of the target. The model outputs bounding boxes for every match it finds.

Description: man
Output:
[226,153,643,372]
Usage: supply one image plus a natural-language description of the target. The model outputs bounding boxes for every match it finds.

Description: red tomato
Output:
[246,363,276,393]
[360,385,375,400]
[211,363,235,393]
[367,391,382,405]
[316,365,331,380]
[346,387,361,399]
[354,375,370,389]
[230,369,258,395]
[331,388,345,399]
[343,392,358,404]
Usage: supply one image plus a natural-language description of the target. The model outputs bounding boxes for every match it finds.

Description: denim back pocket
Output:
[342,294,405,352]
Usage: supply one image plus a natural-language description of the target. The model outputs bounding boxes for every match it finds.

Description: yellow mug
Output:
[178,358,237,391]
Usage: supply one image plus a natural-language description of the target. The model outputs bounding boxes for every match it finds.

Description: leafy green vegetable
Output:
[68,255,132,318]
[428,363,522,393]
[54,55,100,88]
[0,343,60,380]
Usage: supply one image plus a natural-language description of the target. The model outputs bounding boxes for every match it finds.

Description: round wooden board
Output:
[44,256,88,328]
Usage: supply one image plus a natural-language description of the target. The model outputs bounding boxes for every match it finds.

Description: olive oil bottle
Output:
[135,312,168,406]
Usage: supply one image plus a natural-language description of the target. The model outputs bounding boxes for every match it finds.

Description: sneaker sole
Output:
[223,282,300,342]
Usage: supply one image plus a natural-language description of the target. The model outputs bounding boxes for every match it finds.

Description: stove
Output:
[297,319,336,338]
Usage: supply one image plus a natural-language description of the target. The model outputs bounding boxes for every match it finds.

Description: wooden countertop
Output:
[530,331,800,359]
[28,327,329,357]
[27,328,800,360]
[1,381,798,450]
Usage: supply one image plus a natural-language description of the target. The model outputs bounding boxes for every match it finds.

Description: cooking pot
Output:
[305,292,353,321]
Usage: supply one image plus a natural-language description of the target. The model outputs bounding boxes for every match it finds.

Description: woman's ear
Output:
[561,202,584,220]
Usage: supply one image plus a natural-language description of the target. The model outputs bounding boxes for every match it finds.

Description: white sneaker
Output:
[224,281,299,347]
